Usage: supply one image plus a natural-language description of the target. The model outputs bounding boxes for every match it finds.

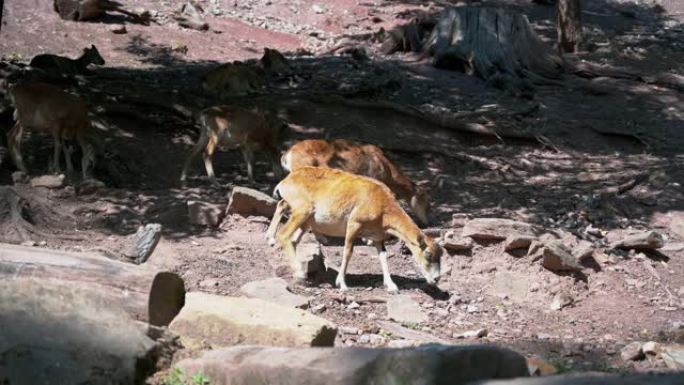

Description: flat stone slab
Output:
[240,277,309,309]
[169,293,336,349]
[178,344,529,385]
[386,294,428,324]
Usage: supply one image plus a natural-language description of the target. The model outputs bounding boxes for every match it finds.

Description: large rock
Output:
[169,293,337,349]
[472,372,684,385]
[178,344,529,385]
[462,218,539,241]
[226,186,277,218]
[441,230,474,251]
[387,294,428,324]
[0,278,158,385]
[240,277,309,309]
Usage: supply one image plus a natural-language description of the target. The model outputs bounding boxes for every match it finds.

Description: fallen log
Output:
[0,242,185,326]
[0,278,160,385]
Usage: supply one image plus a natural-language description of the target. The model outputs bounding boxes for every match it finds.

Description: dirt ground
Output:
[1,0,684,376]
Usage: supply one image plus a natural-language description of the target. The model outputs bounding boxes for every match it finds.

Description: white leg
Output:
[241,148,254,182]
[63,140,75,176]
[374,241,398,293]
[336,222,361,291]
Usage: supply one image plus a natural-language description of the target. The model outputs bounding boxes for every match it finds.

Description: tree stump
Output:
[557,0,582,53]
[423,6,564,82]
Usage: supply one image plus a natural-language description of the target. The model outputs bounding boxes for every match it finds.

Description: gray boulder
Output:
[178,344,529,385]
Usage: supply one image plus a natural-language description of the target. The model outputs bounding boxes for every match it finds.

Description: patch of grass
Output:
[401,322,421,330]
[379,330,394,338]
[162,367,210,385]
[549,359,572,374]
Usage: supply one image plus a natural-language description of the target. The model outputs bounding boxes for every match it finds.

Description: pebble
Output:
[458,328,488,339]
[466,304,479,313]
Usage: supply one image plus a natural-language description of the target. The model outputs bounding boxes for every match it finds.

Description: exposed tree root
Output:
[0,186,86,243]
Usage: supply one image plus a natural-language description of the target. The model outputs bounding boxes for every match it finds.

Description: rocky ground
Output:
[1,0,684,382]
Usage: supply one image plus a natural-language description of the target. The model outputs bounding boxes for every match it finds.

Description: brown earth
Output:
[1,0,684,379]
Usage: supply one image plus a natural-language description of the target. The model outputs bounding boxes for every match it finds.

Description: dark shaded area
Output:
[0,0,683,240]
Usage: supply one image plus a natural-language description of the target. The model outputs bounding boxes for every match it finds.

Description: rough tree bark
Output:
[423,6,564,83]
[557,0,582,53]
[0,187,68,243]
[0,242,186,326]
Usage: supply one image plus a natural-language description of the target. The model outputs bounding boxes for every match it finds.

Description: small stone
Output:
[358,334,371,344]
[311,304,326,313]
[461,328,488,338]
[125,223,162,264]
[573,240,594,261]
[504,235,536,251]
[642,341,661,355]
[369,334,385,345]
[110,24,127,34]
[385,339,414,348]
[340,326,360,335]
[466,304,479,314]
[387,295,428,324]
[187,200,224,228]
[11,171,29,184]
[296,243,327,279]
[30,174,65,189]
[312,4,324,13]
[199,278,219,288]
[620,341,645,362]
[609,230,665,250]
[536,333,553,340]
[541,242,582,272]
[367,312,378,320]
[550,293,573,311]
[347,302,360,310]
[585,224,605,237]
[226,186,277,218]
[76,178,106,195]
